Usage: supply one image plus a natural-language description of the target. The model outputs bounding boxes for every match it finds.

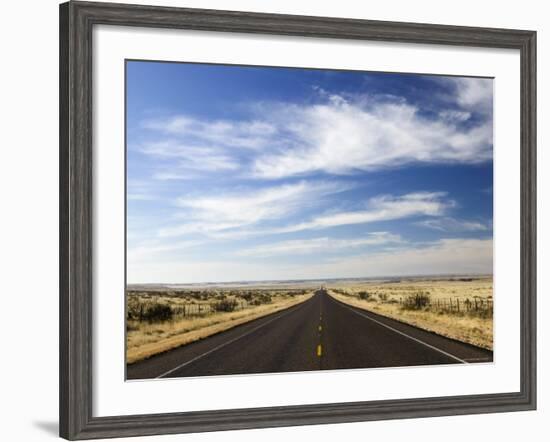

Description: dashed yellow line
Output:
[318,325,322,332]
[317,344,322,357]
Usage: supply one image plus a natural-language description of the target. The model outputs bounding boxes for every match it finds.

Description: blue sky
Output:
[126,61,493,284]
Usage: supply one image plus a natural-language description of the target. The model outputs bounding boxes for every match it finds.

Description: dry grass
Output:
[127,291,314,364]
[327,276,493,350]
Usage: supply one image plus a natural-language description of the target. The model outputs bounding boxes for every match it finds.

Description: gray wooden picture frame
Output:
[59,1,537,439]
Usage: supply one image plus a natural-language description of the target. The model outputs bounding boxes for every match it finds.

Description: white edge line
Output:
[330,296,468,364]
[156,297,313,379]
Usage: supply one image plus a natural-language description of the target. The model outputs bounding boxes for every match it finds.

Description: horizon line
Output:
[127,271,493,287]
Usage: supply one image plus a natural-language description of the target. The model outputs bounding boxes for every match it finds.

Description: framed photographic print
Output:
[59,1,536,439]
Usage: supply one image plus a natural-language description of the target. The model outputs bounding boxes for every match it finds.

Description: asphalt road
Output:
[127,289,493,380]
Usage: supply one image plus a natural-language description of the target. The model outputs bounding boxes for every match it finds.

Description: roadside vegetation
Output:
[327,276,493,350]
[126,288,313,364]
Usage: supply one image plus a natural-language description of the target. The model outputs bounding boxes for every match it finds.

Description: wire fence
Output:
[399,296,493,313]
[171,299,251,317]
[127,298,258,322]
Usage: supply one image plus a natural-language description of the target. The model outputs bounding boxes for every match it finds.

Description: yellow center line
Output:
[318,299,323,358]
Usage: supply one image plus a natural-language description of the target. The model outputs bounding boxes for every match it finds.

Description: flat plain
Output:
[126,274,493,374]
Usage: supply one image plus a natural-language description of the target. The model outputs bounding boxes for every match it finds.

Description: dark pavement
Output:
[127,289,493,380]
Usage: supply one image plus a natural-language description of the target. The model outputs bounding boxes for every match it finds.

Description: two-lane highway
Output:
[127,290,493,380]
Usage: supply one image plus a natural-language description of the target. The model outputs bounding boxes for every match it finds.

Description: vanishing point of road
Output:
[127,289,493,380]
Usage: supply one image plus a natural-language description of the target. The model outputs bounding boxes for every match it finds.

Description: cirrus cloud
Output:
[236,232,403,257]
[159,190,453,239]
[139,77,493,181]
[251,94,492,179]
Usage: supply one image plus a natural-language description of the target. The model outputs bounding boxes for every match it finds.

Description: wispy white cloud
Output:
[251,95,492,179]
[275,192,453,234]
[416,217,490,232]
[139,140,241,173]
[447,77,493,115]
[236,232,403,257]
[439,110,472,123]
[160,191,453,239]
[143,116,276,150]
[158,180,347,237]
[138,78,493,181]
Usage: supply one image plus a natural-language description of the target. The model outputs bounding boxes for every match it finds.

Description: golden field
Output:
[126,288,314,364]
[326,276,493,350]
